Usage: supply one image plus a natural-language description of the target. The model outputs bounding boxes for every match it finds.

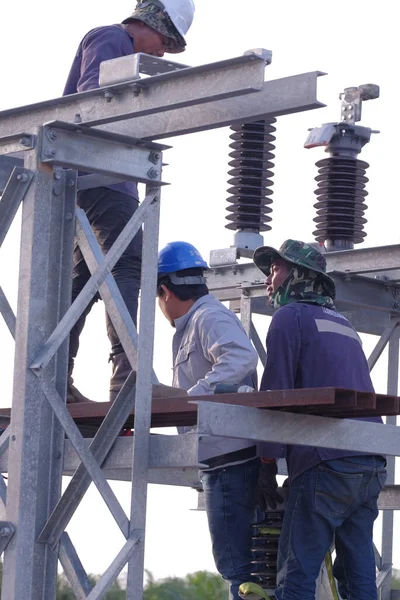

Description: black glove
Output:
[256,461,283,511]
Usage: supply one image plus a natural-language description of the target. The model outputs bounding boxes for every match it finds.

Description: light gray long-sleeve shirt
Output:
[172,294,258,395]
[172,294,260,465]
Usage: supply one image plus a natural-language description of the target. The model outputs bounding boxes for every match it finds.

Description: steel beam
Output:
[197,402,400,456]
[127,189,161,598]
[2,158,75,599]
[381,331,399,600]
[98,71,324,140]
[0,54,266,137]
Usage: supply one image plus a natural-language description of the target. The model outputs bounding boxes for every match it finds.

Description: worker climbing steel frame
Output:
[0,49,398,599]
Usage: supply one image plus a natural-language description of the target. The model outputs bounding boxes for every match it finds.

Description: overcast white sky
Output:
[0,0,399,586]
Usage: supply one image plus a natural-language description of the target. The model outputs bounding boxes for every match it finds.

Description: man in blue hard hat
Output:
[63,0,195,403]
[157,241,283,600]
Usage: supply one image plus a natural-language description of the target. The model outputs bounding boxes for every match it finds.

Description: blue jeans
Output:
[201,459,261,600]
[275,455,387,600]
[69,187,142,364]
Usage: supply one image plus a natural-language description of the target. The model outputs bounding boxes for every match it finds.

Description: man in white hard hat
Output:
[63,0,195,404]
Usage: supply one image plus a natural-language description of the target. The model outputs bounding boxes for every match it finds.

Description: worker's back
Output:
[260,302,382,480]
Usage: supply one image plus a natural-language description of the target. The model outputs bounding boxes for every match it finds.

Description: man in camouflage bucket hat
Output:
[249,239,387,600]
[62,1,194,404]
[253,238,336,310]
[122,1,188,53]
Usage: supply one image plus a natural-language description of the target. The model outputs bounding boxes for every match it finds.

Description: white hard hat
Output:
[124,0,195,52]
[160,0,195,38]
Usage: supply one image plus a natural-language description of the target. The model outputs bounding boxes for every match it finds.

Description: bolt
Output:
[67,179,75,188]
[104,90,114,103]
[65,211,73,220]
[148,151,161,164]
[44,148,56,158]
[131,85,141,97]
[19,136,31,147]
[16,173,28,182]
[147,167,159,180]
[53,171,61,181]
[11,435,16,441]
[54,450,62,459]
[0,527,11,537]
[48,129,57,141]
[74,113,82,124]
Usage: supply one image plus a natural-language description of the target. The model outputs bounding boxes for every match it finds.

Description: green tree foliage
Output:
[0,564,228,599]
[143,570,228,600]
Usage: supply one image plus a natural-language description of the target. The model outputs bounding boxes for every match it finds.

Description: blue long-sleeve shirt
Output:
[260,302,384,481]
[64,24,138,199]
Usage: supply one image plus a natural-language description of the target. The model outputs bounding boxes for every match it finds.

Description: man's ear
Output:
[160,284,169,297]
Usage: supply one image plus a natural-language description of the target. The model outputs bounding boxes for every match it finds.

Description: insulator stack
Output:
[251,509,284,590]
[313,156,369,248]
[226,119,276,247]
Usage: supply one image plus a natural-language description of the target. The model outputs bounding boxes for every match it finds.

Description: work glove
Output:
[256,461,283,511]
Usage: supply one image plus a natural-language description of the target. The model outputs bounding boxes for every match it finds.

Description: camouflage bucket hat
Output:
[253,239,335,288]
[122,2,186,53]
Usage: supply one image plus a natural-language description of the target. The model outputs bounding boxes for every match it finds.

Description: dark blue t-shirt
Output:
[260,302,384,481]
[64,24,138,199]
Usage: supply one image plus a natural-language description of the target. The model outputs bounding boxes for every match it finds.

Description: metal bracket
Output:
[40,121,167,185]
[339,83,380,124]
[99,52,189,87]
[0,521,15,554]
[0,133,36,156]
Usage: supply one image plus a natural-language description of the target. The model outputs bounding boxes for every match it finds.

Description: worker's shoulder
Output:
[193,295,240,325]
[83,24,127,43]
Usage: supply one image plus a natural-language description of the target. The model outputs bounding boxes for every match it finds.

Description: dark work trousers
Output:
[68,187,142,369]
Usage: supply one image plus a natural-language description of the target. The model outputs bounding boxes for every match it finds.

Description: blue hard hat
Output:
[158,241,208,274]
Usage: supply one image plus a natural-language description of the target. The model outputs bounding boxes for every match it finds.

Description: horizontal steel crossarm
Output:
[86,532,141,600]
[40,123,165,185]
[0,54,266,138]
[62,434,201,472]
[98,71,325,140]
[196,401,400,456]
[30,188,157,372]
[325,244,400,275]
[40,375,130,539]
[38,372,137,545]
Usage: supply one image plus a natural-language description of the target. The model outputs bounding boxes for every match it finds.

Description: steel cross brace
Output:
[30,187,158,373]
[75,208,157,381]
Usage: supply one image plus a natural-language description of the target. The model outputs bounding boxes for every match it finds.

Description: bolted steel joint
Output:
[19,136,33,148]
[16,172,29,182]
[148,150,161,165]
[47,129,57,141]
[147,167,159,180]
[44,147,57,158]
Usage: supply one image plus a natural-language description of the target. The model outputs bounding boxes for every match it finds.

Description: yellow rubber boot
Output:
[238,582,271,599]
